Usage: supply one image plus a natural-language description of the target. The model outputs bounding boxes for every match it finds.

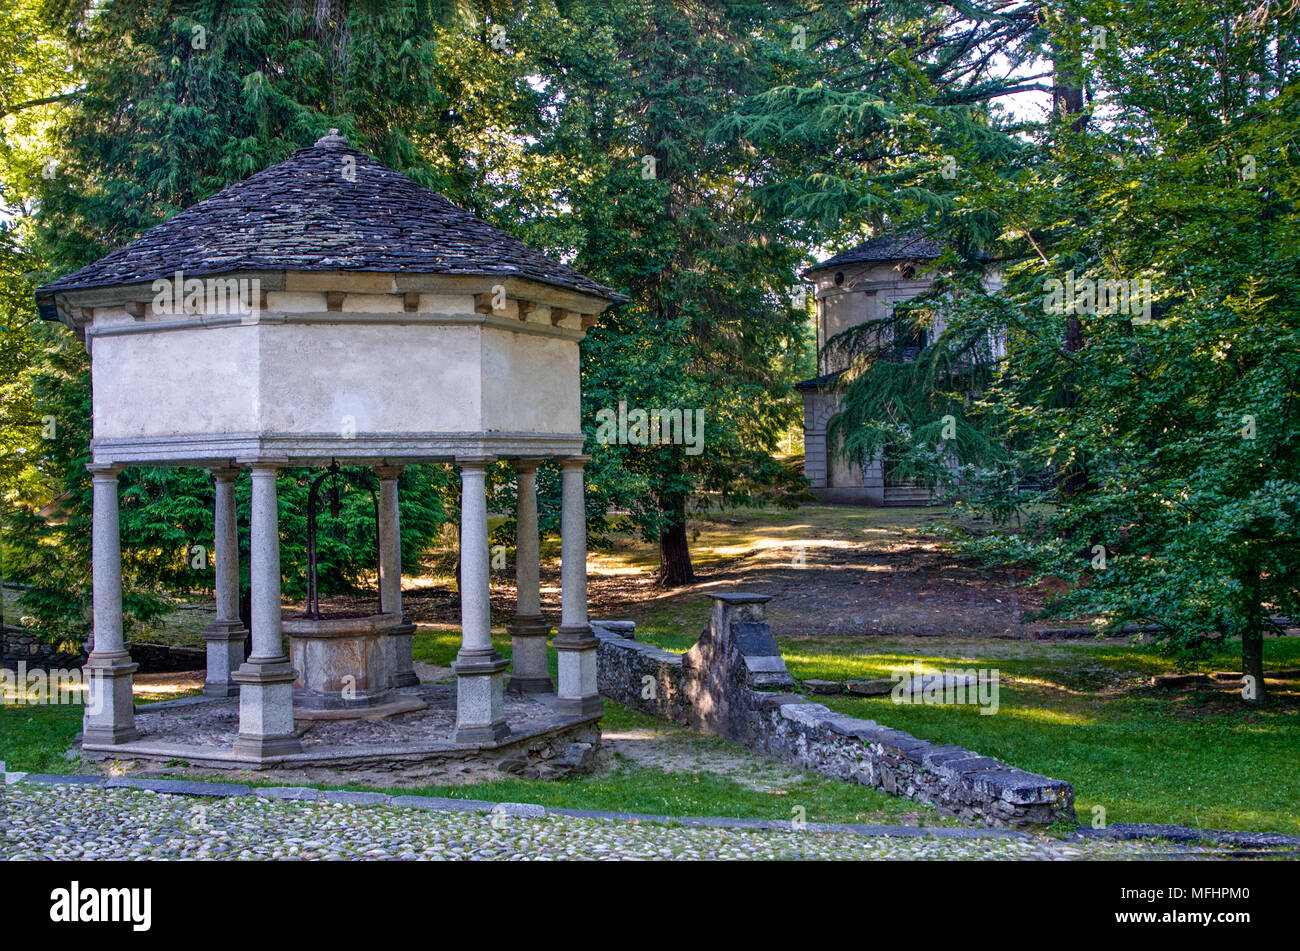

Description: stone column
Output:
[231,461,301,757]
[202,467,247,697]
[376,465,419,689]
[452,457,509,743]
[507,460,552,693]
[82,463,138,745]
[554,455,602,717]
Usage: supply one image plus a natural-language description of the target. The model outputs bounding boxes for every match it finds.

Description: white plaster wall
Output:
[266,291,326,312]
[420,293,477,315]
[341,293,403,313]
[256,322,482,435]
[480,327,581,433]
[91,324,258,439]
[89,306,585,443]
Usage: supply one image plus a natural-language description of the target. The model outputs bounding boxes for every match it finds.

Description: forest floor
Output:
[92,503,1055,649]
[275,503,1063,645]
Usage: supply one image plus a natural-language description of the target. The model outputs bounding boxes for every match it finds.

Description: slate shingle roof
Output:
[794,370,843,389]
[36,132,627,306]
[804,232,942,274]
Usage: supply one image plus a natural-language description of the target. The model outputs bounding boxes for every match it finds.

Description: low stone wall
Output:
[749,696,1070,826]
[3,627,205,673]
[128,642,208,673]
[1,628,85,668]
[593,600,1075,829]
[593,622,685,721]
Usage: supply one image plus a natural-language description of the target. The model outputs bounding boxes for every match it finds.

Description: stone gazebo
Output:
[35,130,626,769]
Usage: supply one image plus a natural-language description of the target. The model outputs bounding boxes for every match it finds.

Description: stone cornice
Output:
[81,309,590,343]
[91,432,585,468]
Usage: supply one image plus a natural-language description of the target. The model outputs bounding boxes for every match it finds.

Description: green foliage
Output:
[2,1,481,639]
[502,1,817,583]
[826,275,1011,489]
[804,0,1300,686]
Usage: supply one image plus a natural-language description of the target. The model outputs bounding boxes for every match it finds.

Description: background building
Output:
[797,233,946,506]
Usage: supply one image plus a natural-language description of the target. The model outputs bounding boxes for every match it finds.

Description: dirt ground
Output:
[100,500,1080,658]
[390,504,1059,639]
[129,503,1062,644]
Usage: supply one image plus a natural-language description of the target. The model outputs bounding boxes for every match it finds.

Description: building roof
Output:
[36,131,627,309]
[804,232,943,275]
[794,370,844,390]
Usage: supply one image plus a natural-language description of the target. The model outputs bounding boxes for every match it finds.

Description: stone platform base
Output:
[292,695,427,722]
[79,684,601,774]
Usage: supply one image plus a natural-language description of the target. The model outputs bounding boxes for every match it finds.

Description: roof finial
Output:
[315,128,348,148]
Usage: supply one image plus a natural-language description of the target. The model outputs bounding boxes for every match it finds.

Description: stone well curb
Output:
[13,773,1028,840]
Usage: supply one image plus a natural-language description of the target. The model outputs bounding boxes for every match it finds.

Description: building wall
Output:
[813,261,935,375]
[802,256,995,506]
[87,289,584,448]
[802,387,885,505]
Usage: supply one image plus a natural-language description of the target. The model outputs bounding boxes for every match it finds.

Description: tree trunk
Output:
[1051,14,1089,133]
[657,496,696,587]
[1240,568,1267,704]
[1242,626,1266,704]
[1054,27,1089,499]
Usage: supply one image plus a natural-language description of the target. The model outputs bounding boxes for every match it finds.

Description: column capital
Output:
[208,466,241,481]
[559,454,591,470]
[86,462,126,478]
[374,464,406,481]
[237,454,289,470]
[456,455,496,470]
[511,458,542,475]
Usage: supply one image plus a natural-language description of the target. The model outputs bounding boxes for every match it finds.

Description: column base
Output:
[231,658,301,757]
[553,623,598,651]
[82,651,139,745]
[387,619,420,689]
[452,653,509,745]
[231,733,305,758]
[554,695,604,717]
[507,613,553,694]
[82,722,142,745]
[554,624,600,718]
[202,619,248,698]
[453,721,511,744]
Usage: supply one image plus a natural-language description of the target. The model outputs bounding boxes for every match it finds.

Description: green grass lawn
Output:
[630,629,1300,834]
[1,702,88,775]
[240,699,951,826]
[5,631,1296,831]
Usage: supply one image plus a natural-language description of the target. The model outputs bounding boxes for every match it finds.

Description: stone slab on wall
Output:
[593,602,1076,829]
